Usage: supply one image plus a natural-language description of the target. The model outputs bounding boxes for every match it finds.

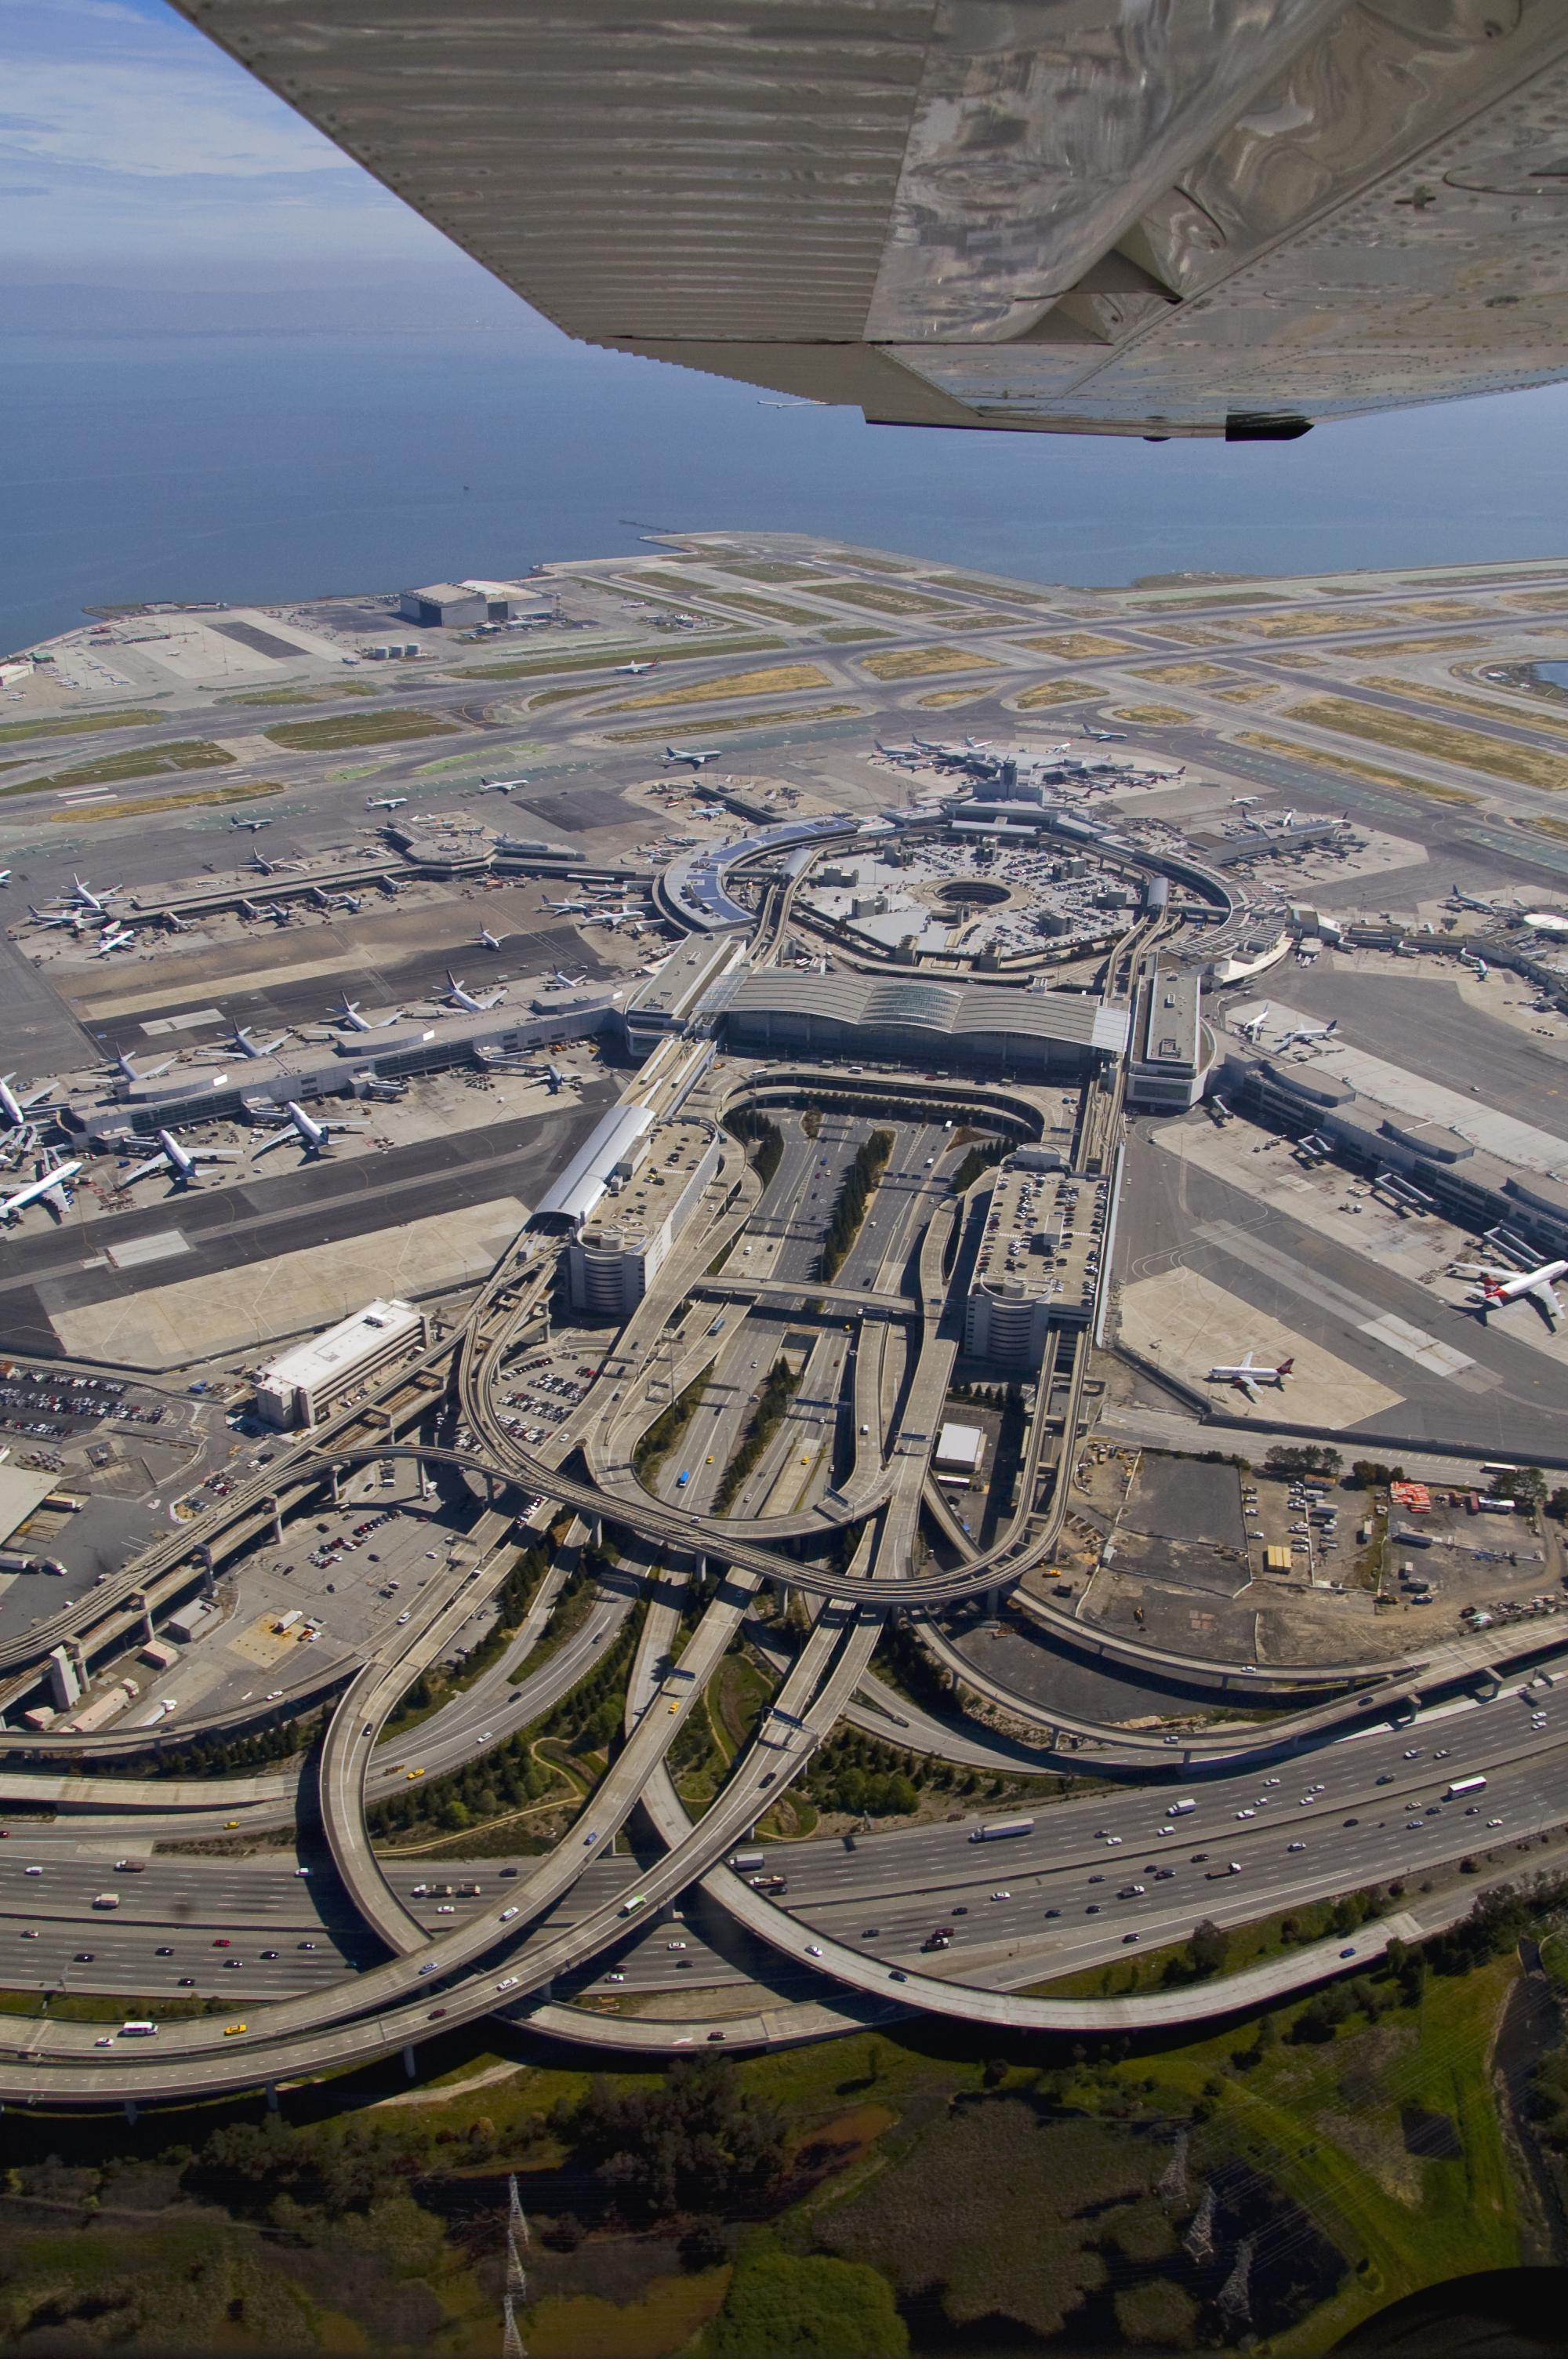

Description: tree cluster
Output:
[950,1140,1004,1194]
[368,1609,641,1841]
[548,2058,786,2223]
[818,1130,894,1281]
[1265,1445,1342,1479]
[632,1373,707,1485]
[724,1107,783,1188]
[711,1355,802,1513]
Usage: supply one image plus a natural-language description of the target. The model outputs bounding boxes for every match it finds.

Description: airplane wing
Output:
[1531,1278,1565,1327]
[193,1148,243,1164]
[1236,1376,1259,1401]
[254,0,1559,449]
[115,1154,169,1190]
[250,1129,297,1157]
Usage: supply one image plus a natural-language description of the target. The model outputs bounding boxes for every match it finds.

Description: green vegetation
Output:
[702,2252,906,2357]
[670,1651,775,1807]
[1265,1443,1342,1478]
[0,1879,1547,2359]
[950,1139,1004,1193]
[819,1129,893,1281]
[550,2058,786,2222]
[0,707,165,744]
[723,1105,782,1188]
[6,740,233,795]
[449,635,779,680]
[96,1708,324,1783]
[384,1539,556,1736]
[369,1607,641,1848]
[632,1373,708,1488]
[803,1723,1072,1824]
[263,707,462,751]
[711,1355,802,1513]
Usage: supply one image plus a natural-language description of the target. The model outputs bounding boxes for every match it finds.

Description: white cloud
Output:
[2,2,353,180]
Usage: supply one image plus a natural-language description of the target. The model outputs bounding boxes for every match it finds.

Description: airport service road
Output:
[1118,1125,1566,1459]
[0,1088,615,1361]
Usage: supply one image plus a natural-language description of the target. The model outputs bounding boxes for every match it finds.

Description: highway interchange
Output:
[6,544,1568,2103]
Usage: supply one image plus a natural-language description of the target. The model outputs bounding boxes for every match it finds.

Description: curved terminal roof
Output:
[728,970,1127,1056]
[532,1103,655,1228]
[663,816,850,932]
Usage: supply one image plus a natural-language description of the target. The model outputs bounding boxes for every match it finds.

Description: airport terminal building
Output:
[721,972,1127,1079]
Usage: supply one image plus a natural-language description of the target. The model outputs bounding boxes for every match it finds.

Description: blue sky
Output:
[1,0,511,302]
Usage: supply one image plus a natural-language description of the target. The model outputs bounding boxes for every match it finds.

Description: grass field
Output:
[4,740,233,795]
[856,646,1000,682]
[1213,608,1392,638]
[45,781,286,824]
[1109,703,1194,725]
[1014,678,1099,709]
[816,626,895,643]
[216,682,377,705]
[1016,632,1131,659]
[1213,684,1279,704]
[1132,660,1232,685]
[916,687,993,708]
[529,2269,730,2358]
[1359,673,1568,739]
[706,558,825,583]
[262,708,462,751]
[1504,587,1568,609]
[1148,623,1232,647]
[1281,695,1568,789]
[690,589,833,624]
[449,635,779,682]
[1341,633,1491,658]
[0,707,166,745]
[926,573,1055,604]
[602,664,833,713]
[1379,599,1503,622]
[528,685,600,711]
[1233,729,1480,804]
[812,581,963,616]
[606,703,862,744]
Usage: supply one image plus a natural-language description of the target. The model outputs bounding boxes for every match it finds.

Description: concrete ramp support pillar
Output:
[402,2045,417,2081]
[328,1464,342,1509]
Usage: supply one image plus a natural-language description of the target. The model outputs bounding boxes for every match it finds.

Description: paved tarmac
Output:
[1120,1127,1566,1458]
[0,1084,616,1360]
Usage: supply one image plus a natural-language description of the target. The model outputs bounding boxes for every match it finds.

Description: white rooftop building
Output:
[256,1299,426,1429]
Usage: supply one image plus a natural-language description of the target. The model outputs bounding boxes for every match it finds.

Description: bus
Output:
[1446,1775,1487,1801]
[118,2022,158,2038]
[968,1817,1036,1844]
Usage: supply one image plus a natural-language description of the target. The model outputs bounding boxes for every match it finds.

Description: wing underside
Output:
[174,1,1568,438]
